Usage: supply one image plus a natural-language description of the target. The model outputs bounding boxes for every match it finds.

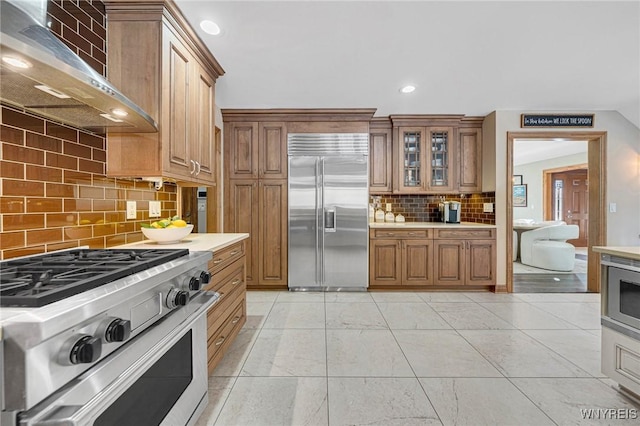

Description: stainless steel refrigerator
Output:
[288,133,369,290]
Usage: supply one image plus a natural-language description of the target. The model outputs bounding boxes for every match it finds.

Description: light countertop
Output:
[113,233,249,252]
[593,246,640,261]
[369,221,496,229]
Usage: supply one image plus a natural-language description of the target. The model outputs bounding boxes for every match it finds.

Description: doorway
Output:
[506,131,606,293]
[544,167,588,247]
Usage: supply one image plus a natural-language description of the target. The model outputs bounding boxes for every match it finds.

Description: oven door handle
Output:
[25,292,218,426]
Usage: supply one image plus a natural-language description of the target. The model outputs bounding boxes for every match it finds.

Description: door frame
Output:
[506,131,606,293]
[542,164,588,221]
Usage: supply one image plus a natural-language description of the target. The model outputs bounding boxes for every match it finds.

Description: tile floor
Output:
[195,291,639,426]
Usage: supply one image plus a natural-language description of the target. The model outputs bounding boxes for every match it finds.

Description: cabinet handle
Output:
[190,159,196,175]
[232,316,241,324]
[215,336,226,346]
[195,161,201,176]
[230,250,239,255]
[213,259,223,264]
[408,232,416,235]
[231,279,241,286]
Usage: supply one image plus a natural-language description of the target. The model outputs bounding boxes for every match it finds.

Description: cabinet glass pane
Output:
[430,131,449,186]
[403,131,421,187]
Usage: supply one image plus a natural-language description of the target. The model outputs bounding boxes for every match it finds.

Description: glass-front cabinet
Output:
[396,126,455,193]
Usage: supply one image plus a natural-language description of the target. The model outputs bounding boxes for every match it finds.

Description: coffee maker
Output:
[439,201,461,223]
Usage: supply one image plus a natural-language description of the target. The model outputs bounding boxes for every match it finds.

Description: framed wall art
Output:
[513,184,527,207]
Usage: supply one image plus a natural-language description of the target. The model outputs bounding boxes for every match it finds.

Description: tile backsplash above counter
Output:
[373,193,496,224]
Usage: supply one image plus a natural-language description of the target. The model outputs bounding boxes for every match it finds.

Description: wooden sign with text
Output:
[521,114,594,128]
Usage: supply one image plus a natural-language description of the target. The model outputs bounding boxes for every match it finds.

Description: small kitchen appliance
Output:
[0,248,217,426]
[439,201,461,223]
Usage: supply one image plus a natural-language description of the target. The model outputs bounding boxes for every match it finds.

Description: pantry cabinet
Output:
[226,121,287,180]
[104,1,224,185]
[225,179,288,288]
[457,119,483,193]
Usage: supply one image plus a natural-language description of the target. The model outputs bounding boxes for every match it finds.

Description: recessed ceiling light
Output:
[110,108,128,117]
[200,20,221,35]
[400,85,416,94]
[2,55,32,69]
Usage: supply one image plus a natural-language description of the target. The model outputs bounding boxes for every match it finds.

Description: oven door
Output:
[608,266,640,330]
[19,292,217,426]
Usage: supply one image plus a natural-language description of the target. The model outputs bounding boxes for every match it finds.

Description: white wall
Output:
[486,110,640,288]
[512,152,588,222]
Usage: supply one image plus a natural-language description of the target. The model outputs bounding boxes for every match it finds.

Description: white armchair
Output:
[520,224,579,271]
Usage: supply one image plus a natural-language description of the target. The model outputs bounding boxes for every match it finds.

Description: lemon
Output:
[166,224,177,228]
[171,219,187,227]
[150,221,160,229]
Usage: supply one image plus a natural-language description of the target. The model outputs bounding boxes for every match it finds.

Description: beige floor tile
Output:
[327,329,413,377]
[263,302,325,329]
[326,302,388,329]
[328,377,441,425]
[511,378,640,424]
[240,329,326,377]
[214,377,328,426]
[459,330,591,377]
[378,302,451,330]
[395,330,501,377]
[428,303,515,330]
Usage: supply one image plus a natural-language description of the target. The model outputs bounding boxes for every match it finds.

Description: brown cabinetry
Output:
[104,1,224,185]
[383,115,483,194]
[434,228,496,286]
[369,229,434,287]
[457,120,483,193]
[226,121,287,179]
[370,227,496,288]
[204,240,247,374]
[225,179,287,288]
[369,118,393,193]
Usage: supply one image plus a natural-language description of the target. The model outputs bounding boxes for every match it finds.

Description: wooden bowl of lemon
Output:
[140,216,193,244]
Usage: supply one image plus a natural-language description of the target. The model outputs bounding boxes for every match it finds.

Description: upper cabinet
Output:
[385,115,483,194]
[104,1,224,186]
[369,118,392,193]
[225,121,287,180]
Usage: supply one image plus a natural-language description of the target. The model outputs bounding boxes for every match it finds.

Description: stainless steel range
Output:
[0,248,217,426]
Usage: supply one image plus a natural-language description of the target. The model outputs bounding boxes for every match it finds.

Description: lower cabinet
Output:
[370,227,496,288]
[434,228,496,286]
[204,240,247,374]
[369,229,434,287]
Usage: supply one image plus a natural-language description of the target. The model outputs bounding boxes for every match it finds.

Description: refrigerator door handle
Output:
[324,209,336,232]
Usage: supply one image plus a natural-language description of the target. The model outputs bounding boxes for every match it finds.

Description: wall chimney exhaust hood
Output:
[0,0,157,133]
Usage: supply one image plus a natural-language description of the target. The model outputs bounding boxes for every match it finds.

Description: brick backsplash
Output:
[0,1,177,259]
[372,193,496,224]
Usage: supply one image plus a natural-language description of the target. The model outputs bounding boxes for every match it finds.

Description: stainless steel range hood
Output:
[0,0,157,133]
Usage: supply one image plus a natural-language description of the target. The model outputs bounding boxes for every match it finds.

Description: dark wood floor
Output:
[513,273,588,293]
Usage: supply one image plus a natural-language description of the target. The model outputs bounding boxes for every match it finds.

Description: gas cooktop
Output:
[0,248,189,307]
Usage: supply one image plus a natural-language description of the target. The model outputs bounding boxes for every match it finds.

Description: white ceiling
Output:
[174,0,640,128]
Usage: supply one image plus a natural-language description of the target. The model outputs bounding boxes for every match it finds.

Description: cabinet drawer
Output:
[372,229,430,239]
[208,241,245,275]
[434,228,495,239]
[207,297,245,366]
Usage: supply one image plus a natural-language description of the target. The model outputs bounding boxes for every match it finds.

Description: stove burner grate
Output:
[0,249,189,307]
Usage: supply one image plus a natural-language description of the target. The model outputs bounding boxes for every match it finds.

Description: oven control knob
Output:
[188,276,201,291]
[105,319,131,343]
[166,288,190,309]
[199,271,211,285]
[70,336,102,364]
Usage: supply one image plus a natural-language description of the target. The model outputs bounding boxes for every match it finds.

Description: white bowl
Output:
[141,224,194,244]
